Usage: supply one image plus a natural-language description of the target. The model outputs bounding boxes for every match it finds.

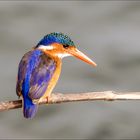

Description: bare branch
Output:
[0,91,140,111]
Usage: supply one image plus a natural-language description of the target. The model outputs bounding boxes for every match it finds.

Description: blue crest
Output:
[36,32,75,47]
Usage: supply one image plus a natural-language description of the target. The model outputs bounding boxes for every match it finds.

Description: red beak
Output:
[67,47,97,67]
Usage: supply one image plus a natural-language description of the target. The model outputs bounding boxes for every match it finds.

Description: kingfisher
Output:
[16,32,97,119]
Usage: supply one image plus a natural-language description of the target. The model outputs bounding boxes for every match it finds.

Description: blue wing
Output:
[16,49,56,118]
[16,49,56,99]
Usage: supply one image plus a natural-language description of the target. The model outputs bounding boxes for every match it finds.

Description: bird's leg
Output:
[38,95,49,105]
[44,95,50,105]
[46,96,49,105]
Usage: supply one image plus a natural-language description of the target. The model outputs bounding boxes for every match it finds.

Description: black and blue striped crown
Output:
[36,32,75,47]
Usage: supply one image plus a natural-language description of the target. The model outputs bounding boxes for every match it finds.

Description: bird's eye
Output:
[63,44,69,49]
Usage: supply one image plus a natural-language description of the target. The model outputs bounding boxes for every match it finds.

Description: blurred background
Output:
[0,1,140,139]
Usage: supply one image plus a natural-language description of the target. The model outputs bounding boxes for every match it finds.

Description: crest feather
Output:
[36,32,75,47]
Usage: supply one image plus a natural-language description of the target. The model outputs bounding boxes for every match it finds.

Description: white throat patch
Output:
[57,53,71,58]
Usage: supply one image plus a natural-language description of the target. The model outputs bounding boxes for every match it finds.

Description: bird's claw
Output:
[37,96,49,105]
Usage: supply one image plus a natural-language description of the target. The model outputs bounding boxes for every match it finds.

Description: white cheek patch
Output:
[38,45,54,50]
[38,45,71,58]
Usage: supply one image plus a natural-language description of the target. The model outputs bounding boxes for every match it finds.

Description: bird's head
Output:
[35,32,97,66]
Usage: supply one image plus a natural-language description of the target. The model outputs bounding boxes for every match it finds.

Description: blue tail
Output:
[23,96,38,119]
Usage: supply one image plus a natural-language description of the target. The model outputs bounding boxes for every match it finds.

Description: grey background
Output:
[0,1,140,139]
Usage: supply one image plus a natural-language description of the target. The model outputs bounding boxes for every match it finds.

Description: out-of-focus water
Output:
[0,1,140,139]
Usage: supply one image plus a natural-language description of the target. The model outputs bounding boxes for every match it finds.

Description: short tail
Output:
[23,97,38,119]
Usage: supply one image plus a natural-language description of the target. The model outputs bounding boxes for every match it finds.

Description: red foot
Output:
[46,96,49,104]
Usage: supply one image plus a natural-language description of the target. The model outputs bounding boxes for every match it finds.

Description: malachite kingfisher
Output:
[16,32,97,119]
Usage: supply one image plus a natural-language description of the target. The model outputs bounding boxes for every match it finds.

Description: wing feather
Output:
[16,49,56,100]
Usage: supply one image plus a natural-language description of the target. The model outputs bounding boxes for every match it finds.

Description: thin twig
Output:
[0,91,140,111]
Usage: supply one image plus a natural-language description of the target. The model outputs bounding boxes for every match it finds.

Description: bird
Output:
[16,32,97,119]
